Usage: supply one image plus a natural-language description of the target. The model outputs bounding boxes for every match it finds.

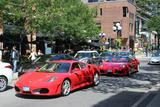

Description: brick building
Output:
[82,0,136,49]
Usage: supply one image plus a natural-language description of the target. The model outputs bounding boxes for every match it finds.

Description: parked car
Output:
[148,52,160,65]
[18,54,75,76]
[15,60,100,96]
[0,61,13,92]
[74,50,102,66]
[100,56,139,76]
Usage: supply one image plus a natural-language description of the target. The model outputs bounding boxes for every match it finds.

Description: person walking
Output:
[28,49,37,62]
[3,47,10,62]
[11,46,19,73]
[37,50,43,56]
[0,49,2,61]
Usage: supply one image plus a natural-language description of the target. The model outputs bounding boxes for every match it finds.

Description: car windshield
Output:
[38,62,70,73]
[49,54,74,61]
[75,53,91,58]
[100,52,112,57]
[152,52,160,57]
[108,57,129,62]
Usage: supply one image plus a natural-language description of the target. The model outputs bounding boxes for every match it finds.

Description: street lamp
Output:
[0,26,3,50]
[112,23,122,38]
[112,22,122,49]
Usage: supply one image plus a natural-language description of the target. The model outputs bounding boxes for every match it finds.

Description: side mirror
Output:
[72,68,80,72]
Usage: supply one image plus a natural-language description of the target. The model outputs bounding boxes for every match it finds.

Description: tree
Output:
[136,0,160,49]
[147,16,160,49]
[2,0,100,43]
[136,0,160,17]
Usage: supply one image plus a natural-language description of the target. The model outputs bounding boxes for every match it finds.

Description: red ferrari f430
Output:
[100,56,140,76]
[15,60,100,96]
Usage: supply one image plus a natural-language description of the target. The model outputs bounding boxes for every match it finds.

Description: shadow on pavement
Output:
[140,65,160,72]
[15,94,61,99]
[82,71,160,94]
[92,91,144,107]
[5,86,14,91]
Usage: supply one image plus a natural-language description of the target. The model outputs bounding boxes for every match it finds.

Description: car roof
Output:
[77,50,98,53]
[50,60,79,63]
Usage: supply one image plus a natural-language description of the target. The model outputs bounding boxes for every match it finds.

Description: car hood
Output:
[150,57,160,61]
[17,71,67,85]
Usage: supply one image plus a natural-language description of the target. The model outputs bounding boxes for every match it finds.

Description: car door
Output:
[79,62,91,83]
[70,62,84,87]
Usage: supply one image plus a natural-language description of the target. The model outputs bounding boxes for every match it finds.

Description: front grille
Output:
[33,88,49,94]
[116,70,124,74]
[23,91,31,94]
[15,86,20,92]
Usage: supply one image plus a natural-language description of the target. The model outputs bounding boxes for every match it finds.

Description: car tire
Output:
[127,69,131,76]
[61,79,71,96]
[93,72,100,86]
[137,65,140,72]
[0,76,8,92]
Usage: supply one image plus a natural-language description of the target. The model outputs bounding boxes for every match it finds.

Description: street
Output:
[0,58,160,107]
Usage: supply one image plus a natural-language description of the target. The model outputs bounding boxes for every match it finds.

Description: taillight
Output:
[5,65,12,69]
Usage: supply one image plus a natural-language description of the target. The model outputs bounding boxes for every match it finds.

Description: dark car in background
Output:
[18,54,75,76]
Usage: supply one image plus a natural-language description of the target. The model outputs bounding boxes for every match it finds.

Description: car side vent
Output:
[88,65,91,69]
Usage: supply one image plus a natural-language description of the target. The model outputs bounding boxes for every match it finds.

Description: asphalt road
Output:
[0,58,160,107]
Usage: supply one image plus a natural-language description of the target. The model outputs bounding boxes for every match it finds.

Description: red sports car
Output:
[15,60,100,96]
[100,56,140,76]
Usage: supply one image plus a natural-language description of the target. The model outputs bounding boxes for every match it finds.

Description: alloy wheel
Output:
[0,76,7,92]
[93,73,100,86]
[61,80,71,96]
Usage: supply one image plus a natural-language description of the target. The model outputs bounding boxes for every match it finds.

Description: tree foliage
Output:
[147,16,160,33]
[1,0,100,42]
[136,0,160,33]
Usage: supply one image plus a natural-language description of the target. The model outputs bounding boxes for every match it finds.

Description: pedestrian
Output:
[0,49,2,61]
[11,46,19,73]
[28,49,37,62]
[3,47,10,62]
[37,50,43,56]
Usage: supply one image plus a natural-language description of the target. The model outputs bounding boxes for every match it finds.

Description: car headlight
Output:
[47,76,57,82]
[120,65,126,68]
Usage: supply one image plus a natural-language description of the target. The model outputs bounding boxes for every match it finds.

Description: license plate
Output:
[23,86,30,92]
[108,70,112,72]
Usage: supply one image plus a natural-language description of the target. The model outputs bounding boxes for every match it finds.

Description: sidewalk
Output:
[135,51,151,60]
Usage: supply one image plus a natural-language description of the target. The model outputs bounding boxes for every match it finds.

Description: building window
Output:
[129,13,134,19]
[96,23,101,30]
[129,23,133,32]
[88,0,98,2]
[127,0,135,4]
[100,8,103,16]
[123,7,128,17]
